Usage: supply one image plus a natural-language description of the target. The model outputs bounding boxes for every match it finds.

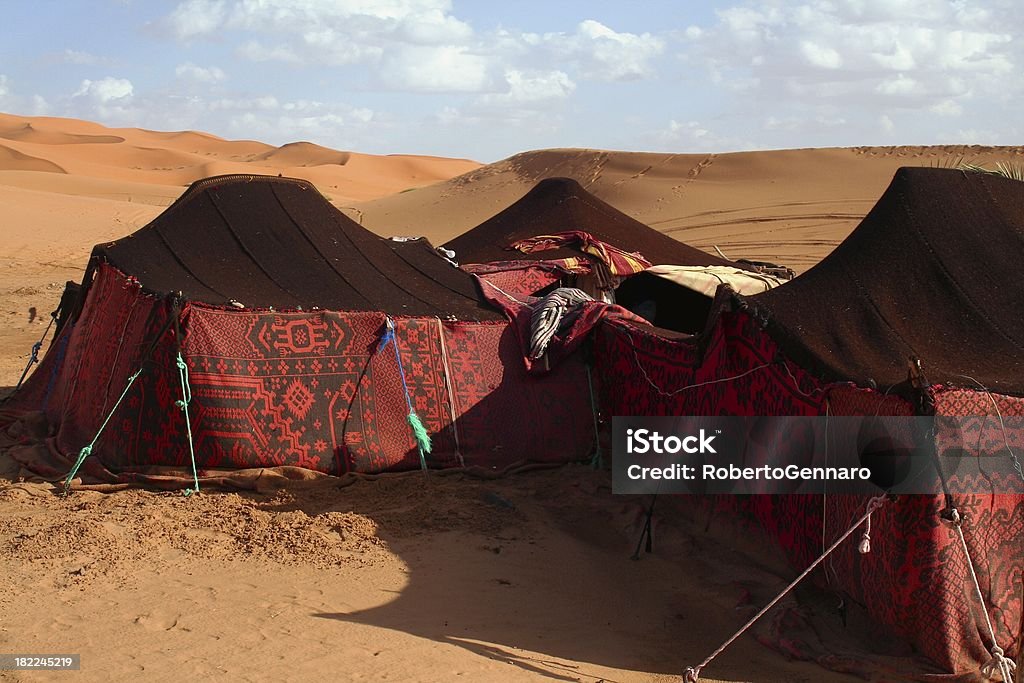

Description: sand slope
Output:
[353,145,1024,272]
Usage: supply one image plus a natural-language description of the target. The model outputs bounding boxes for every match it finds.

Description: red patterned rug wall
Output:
[3,263,595,480]
[594,311,1024,677]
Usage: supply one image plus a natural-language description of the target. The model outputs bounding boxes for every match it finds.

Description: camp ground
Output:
[2,165,1023,682]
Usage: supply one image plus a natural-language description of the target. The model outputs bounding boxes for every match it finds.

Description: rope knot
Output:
[682,667,700,683]
[940,507,963,528]
[858,531,871,555]
[858,496,885,554]
[175,355,187,371]
[980,645,1016,682]
[377,317,397,353]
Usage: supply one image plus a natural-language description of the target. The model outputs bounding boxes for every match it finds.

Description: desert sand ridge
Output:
[352,144,1024,272]
[0,112,480,201]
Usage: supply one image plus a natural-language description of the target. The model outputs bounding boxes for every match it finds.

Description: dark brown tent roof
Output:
[93,175,502,320]
[442,177,737,268]
[748,167,1024,393]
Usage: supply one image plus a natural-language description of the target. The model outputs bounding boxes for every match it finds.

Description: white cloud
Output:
[687,0,1020,113]
[67,77,137,124]
[379,45,491,92]
[58,49,109,66]
[799,41,842,69]
[208,95,280,111]
[764,114,846,131]
[479,70,575,106]
[539,20,665,81]
[52,73,378,150]
[427,69,575,134]
[930,99,963,117]
[0,75,50,115]
[875,74,923,97]
[654,119,756,152]
[28,95,50,116]
[236,41,303,64]
[162,0,229,41]
[175,62,227,83]
[224,99,375,146]
[74,77,134,103]
[942,128,1003,144]
[160,0,472,55]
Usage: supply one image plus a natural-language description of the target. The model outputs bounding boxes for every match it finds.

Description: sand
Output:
[2,113,1023,682]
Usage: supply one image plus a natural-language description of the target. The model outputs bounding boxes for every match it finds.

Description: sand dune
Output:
[2,112,1023,683]
[253,140,353,166]
[0,122,125,145]
[0,113,480,202]
[0,142,67,174]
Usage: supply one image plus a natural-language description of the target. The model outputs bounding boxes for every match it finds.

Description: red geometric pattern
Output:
[463,260,566,298]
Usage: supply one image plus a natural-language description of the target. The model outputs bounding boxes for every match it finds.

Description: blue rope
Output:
[63,367,142,494]
[16,315,56,390]
[378,318,430,471]
[175,352,200,496]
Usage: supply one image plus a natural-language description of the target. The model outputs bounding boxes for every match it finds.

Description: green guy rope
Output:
[63,367,142,494]
[378,318,431,471]
[586,364,603,469]
[175,352,200,496]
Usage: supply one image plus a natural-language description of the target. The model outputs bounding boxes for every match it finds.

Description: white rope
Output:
[858,506,873,554]
[778,360,826,399]
[682,495,887,682]
[630,339,824,401]
[943,508,1017,682]
[631,344,773,398]
[435,318,464,468]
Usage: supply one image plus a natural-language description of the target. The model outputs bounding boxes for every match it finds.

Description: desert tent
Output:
[3,174,596,487]
[444,177,736,269]
[593,167,1024,678]
[444,177,765,301]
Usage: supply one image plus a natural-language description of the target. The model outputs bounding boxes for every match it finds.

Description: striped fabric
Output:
[528,287,593,360]
[511,231,652,276]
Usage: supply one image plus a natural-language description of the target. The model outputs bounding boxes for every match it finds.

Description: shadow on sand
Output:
[247,469,870,682]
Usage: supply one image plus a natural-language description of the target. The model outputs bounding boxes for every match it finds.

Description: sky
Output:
[2,0,1021,162]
